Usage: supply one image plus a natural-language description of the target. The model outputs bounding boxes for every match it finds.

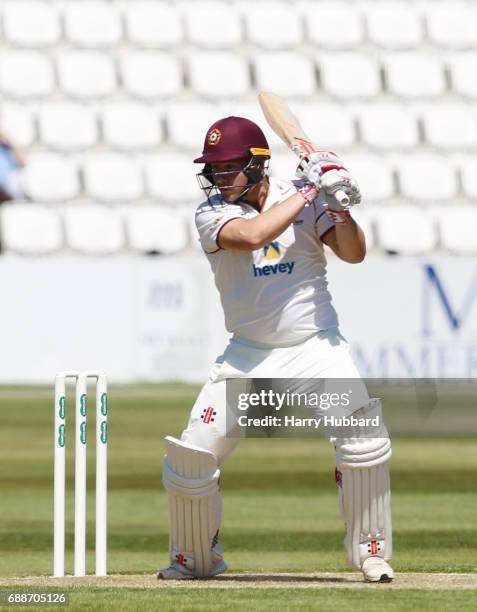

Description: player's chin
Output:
[219,187,241,203]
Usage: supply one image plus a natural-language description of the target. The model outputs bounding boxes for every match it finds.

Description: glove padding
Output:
[296,151,361,210]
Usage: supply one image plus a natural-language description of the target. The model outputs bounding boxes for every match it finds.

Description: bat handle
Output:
[334,189,350,208]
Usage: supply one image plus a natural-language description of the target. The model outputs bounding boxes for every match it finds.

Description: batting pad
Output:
[162,436,221,577]
[334,399,392,569]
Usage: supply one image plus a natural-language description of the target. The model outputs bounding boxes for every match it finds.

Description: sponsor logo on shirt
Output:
[263,241,281,260]
[253,262,295,277]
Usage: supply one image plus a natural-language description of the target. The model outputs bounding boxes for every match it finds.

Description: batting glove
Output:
[296,151,361,209]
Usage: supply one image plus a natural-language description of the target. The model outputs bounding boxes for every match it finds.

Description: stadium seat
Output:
[0,202,63,254]
[426,2,477,49]
[254,53,316,97]
[268,153,297,181]
[57,51,116,99]
[166,102,221,150]
[243,2,303,49]
[365,2,424,49]
[431,205,477,255]
[448,53,477,98]
[23,154,80,202]
[125,1,183,47]
[123,205,188,254]
[39,102,98,150]
[358,103,420,150]
[101,102,162,150]
[0,102,36,147]
[319,54,381,99]
[396,154,458,202]
[303,1,363,49]
[121,51,182,98]
[187,52,250,99]
[64,1,122,48]
[350,207,375,251]
[145,153,202,203]
[183,1,242,48]
[63,204,125,255]
[345,154,395,202]
[385,53,446,98]
[0,51,54,98]
[83,153,143,203]
[294,103,356,149]
[376,205,437,254]
[423,104,477,150]
[457,156,477,201]
[3,1,60,47]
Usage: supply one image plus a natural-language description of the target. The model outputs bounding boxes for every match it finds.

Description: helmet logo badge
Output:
[207,128,222,146]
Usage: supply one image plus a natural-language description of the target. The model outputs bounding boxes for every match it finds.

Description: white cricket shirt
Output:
[195,177,339,347]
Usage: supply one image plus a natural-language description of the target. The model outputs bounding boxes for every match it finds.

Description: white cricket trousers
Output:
[181,328,368,464]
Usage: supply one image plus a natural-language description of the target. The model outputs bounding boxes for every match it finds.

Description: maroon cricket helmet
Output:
[194,116,270,164]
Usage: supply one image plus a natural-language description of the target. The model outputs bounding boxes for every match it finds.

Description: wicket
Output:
[53,371,108,577]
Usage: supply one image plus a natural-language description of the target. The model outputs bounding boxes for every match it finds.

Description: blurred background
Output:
[0,0,476,382]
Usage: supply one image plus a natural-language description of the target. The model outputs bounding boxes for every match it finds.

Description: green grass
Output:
[0,384,476,610]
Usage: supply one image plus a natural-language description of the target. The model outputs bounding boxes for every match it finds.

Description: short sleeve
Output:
[314,191,335,239]
[195,202,244,254]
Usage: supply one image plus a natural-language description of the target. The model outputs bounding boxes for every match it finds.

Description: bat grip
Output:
[334,189,350,208]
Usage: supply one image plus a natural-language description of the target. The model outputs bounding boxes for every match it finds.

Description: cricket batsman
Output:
[158,116,393,583]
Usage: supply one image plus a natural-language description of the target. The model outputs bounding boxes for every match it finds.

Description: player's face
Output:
[208,160,249,202]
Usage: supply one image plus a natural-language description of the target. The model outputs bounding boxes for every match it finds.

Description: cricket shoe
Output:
[361,557,394,583]
[157,559,228,581]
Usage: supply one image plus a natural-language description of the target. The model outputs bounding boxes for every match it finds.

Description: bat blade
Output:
[258,91,349,207]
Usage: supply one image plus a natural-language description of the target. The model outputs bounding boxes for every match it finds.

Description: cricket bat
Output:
[258,91,349,207]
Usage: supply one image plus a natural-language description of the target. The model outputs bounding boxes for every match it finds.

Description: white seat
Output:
[345,154,395,202]
[187,52,249,99]
[304,1,363,49]
[0,51,54,98]
[254,53,315,97]
[0,202,63,254]
[83,153,143,203]
[319,54,380,99]
[63,204,125,255]
[432,205,477,255]
[3,1,60,47]
[102,102,162,150]
[268,153,297,181]
[183,1,242,48]
[124,205,188,254]
[23,154,79,202]
[125,1,183,47]
[0,103,36,147]
[39,102,98,150]
[166,102,222,150]
[397,155,457,203]
[423,104,477,150]
[385,53,446,99]
[57,51,116,99]
[64,1,122,48]
[458,156,477,201]
[243,2,303,49]
[358,103,419,150]
[366,2,424,49]
[350,207,375,251]
[145,154,202,203]
[376,205,437,255]
[426,3,477,49]
[294,103,356,149]
[448,54,477,99]
[121,51,182,99]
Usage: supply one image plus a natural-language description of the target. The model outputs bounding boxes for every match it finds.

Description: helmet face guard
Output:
[196,155,270,202]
